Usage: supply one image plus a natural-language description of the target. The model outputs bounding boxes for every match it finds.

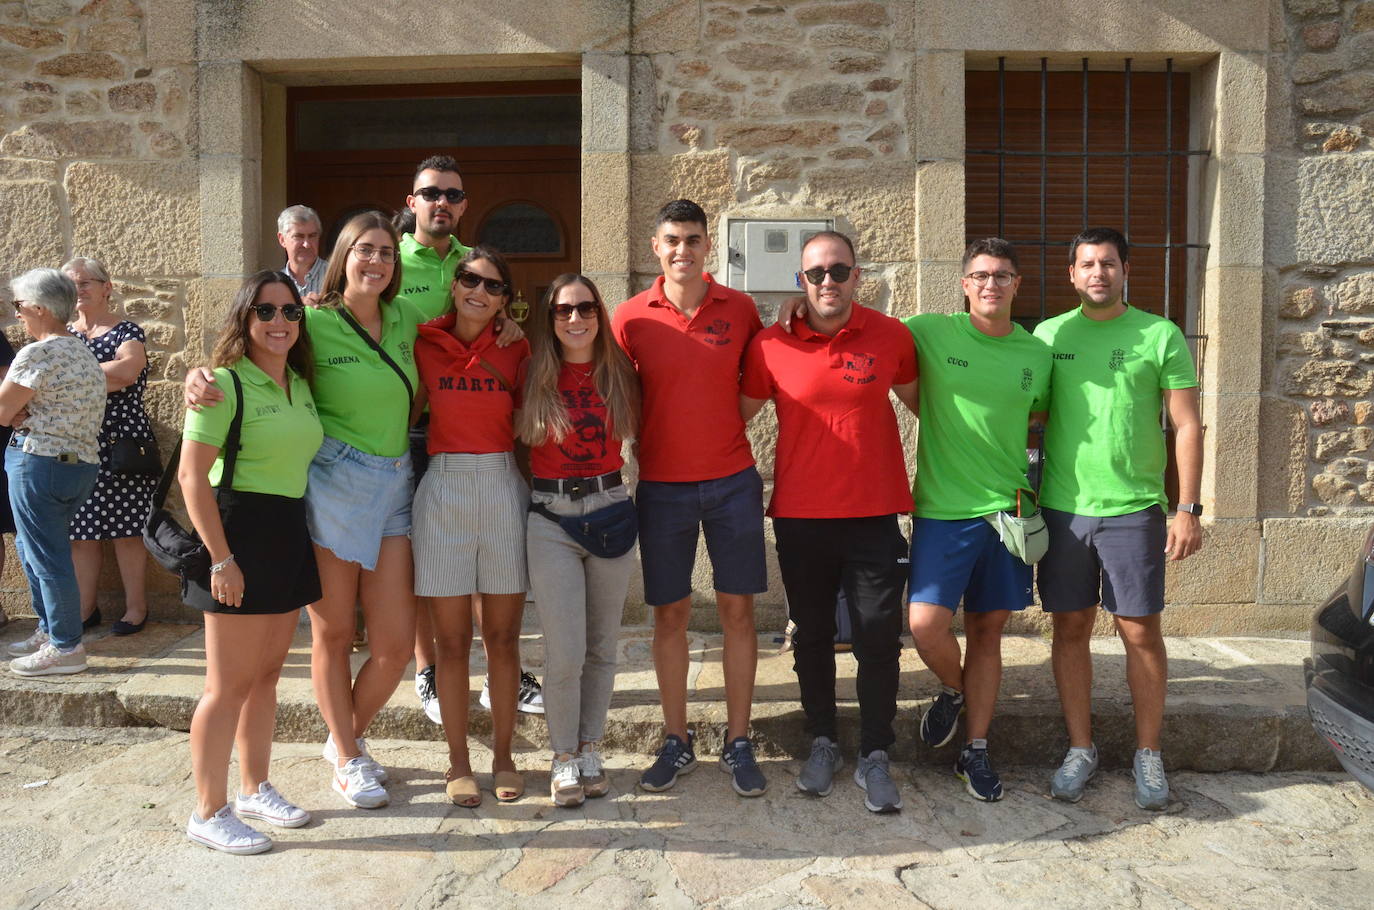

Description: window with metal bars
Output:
[965,58,1209,332]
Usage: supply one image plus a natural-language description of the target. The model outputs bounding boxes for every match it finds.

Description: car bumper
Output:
[1306,671,1374,791]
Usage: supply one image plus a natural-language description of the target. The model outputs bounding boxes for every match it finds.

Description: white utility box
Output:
[722,217,834,293]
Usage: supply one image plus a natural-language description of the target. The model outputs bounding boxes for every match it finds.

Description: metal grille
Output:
[966,57,1211,333]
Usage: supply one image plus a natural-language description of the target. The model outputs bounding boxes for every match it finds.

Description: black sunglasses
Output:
[455,270,509,296]
[414,186,467,204]
[552,301,599,321]
[251,303,305,323]
[800,264,854,286]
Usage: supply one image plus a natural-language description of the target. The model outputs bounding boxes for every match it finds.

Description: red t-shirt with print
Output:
[611,274,763,482]
[741,305,918,519]
[416,314,530,454]
[529,362,626,479]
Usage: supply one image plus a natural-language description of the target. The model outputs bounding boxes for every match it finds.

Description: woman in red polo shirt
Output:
[517,273,640,807]
[411,245,532,806]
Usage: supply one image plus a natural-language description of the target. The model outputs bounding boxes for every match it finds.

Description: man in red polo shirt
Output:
[611,199,769,797]
[741,231,918,813]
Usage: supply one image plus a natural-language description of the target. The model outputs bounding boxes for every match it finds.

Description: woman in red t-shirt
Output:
[517,273,641,808]
[410,246,532,807]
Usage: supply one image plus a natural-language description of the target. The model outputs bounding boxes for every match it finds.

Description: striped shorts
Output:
[412,451,529,597]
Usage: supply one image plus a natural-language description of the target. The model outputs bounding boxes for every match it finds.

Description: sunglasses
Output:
[250,303,305,322]
[455,270,509,296]
[413,186,467,204]
[552,301,599,321]
[800,264,854,286]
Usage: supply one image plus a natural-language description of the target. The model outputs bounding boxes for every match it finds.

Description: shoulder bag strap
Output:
[476,355,513,393]
[337,305,415,408]
[151,369,246,507]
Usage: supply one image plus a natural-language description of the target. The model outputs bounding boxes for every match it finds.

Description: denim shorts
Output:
[636,465,767,607]
[908,516,1033,613]
[305,435,413,571]
[1037,506,1167,617]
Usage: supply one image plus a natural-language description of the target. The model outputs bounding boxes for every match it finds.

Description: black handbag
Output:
[143,371,244,579]
[530,496,638,559]
[110,436,162,475]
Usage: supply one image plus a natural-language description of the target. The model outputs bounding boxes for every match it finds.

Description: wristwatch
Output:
[1177,503,1203,516]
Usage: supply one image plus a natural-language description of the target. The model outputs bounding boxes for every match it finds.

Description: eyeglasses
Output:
[455,270,509,296]
[800,264,854,286]
[552,301,599,321]
[350,244,397,263]
[11,299,28,313]
[964,271,1018,287]
[251,303,305,322]
[413,186,467,204]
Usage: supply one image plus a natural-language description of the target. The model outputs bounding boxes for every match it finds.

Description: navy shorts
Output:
[636,465,767,607]
[908,516,1033,613]
[1037,506,1166,617]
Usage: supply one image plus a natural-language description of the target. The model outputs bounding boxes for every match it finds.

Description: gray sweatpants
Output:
[527,485,637,755]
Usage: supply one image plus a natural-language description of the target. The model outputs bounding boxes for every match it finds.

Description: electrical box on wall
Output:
[722,218,834,293]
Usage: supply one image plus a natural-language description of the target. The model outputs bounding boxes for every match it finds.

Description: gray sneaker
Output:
[6,628,49,658]
[1050,745,1099,802]
[796,736,843,796]
[1133,747,1169,810]
[853,749,902,813]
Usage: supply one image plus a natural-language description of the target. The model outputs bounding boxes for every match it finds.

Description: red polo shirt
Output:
[529,362,625,479]
[741,305,917,519]
[416,314,530,454]
[611,274,763,482]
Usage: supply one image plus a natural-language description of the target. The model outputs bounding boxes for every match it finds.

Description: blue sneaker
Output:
[1050,745,1099,802]
[955,739,1003,802]
[920,687,964,748]
[719,736,767,797]
[1133,748,1169,810]
[638,732,697,792]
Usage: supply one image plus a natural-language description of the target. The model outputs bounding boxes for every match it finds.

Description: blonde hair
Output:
[517,274,639,448]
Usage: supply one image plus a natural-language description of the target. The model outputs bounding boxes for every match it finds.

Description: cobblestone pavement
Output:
[3,727,1372,909]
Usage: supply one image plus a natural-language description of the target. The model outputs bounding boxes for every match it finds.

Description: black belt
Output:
[531,470,623,500]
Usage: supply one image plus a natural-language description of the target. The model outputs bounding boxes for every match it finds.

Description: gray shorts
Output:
[1037,505,1166,617]
[412,452,529,597]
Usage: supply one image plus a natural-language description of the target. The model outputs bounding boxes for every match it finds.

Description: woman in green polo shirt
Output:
[179,271,323,855]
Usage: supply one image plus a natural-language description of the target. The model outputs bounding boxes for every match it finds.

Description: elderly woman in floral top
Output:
[0,268,106,676]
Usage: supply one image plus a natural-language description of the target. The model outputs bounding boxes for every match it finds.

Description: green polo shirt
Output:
[1034,304,1197,516]
[182,358,323,498]
[905,313,1051,519]
[304,300,424,457]
[395,233,472,321]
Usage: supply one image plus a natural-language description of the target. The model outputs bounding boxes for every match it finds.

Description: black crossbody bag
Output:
[143,371,245,579]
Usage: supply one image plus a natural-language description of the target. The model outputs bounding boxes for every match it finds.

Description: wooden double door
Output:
[287,81,581,312]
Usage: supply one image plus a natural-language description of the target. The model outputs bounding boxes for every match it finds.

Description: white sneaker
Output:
[10,642,87,676]
[332,757,388,809]
[186,805,272,855]
[415,664,442,725]
[6,628,50,658]
[322,733,388,784]
[550,754,584,807]
[235,782,311,828]
[576,743,610,798]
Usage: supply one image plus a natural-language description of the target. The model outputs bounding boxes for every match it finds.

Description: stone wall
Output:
[0,0,194,611]
[1275,0,1374,516]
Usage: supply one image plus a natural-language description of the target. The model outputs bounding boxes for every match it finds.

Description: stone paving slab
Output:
[0,619,1336,771]
[1,728,1370,910]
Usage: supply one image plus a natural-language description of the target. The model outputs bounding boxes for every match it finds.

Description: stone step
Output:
[0,620,1334,773]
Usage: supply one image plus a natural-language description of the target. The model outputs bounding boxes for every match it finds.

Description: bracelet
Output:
[210,554,235,574]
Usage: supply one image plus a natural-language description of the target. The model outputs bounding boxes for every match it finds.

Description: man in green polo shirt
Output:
[395,155,545,725]
[395,154,472,321]
[1034,227,1202,811]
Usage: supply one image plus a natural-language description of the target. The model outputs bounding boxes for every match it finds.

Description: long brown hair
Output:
[517,273,639,447]
[319,211,402,305]
[210,270,314,383]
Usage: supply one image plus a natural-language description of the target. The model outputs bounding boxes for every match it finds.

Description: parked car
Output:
[1305,523,1374,791]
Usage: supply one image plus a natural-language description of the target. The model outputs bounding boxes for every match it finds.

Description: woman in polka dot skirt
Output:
[63,257,157,636]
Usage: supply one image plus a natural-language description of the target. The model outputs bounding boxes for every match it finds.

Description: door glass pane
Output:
[296,95,579,151]
[478,203,562,255]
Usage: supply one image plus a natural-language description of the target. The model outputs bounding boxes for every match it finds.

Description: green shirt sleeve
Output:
[1158,321,1197,390]
[182,367,236,450]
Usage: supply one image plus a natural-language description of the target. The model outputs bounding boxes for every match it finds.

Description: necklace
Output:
[566,361,595,388]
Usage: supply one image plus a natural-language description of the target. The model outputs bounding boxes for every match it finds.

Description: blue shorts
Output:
[908,516,1033,613]
[1038,506,1166,617]
[305,435,413,571]
[636,465,768,607]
